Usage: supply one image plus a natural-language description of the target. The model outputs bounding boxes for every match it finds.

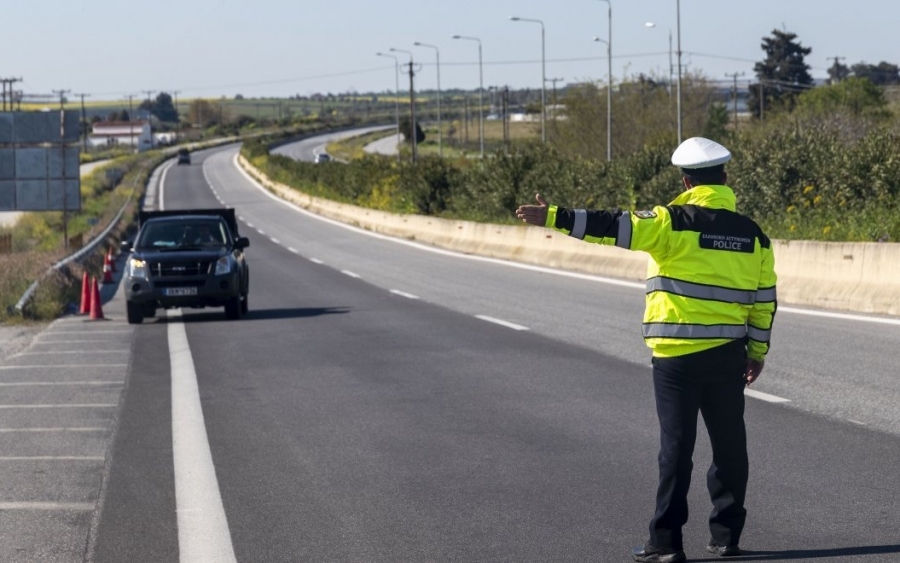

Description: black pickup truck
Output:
[121,208,250,324]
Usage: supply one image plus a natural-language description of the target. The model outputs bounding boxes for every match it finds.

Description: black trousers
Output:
[648,339,748,551]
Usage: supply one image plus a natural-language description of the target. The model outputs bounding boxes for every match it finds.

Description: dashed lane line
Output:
[476,315,529,331]
[390,290,420,300]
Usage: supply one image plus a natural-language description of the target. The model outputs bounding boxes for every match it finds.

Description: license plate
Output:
[164,287,198,296]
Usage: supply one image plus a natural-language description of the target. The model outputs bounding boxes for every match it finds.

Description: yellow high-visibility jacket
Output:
[545,184,776,360]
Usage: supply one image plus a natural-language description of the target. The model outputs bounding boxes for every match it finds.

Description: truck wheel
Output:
[240,292,249,315]
[224,296,241,320]
[144,303,157,318]
[126,301,144,324]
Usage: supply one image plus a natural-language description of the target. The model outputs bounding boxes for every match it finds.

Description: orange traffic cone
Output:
[89,277,105,320]
[102,252,114,284]
[79,271,90,315]
[107,247,117,272]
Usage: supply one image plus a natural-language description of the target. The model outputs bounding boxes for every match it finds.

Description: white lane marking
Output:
[744,389,791,403]
[41,330,131,334]
[341,270,361,278]
[309,258,323,264]
[0,502,94,511]
[167,309,238,563]
[0,381,121,387]
[270,237,280,244]
[0,404,116,409]
[34,339,129,344]
[13,350,125,356]
[0,364,128,370]
[476,315,529,331]
[158,160,176,210]
[848,419,867,426]
[288,247,299,254]
[256,229,266,235]
[0,427,106,433]
[390,290,420,300]
[246,222,255,229]
[778,306,900,326]
[233,153,900,325]
[0,456,103,461]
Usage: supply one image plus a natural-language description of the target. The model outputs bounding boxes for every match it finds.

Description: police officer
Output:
[515,137,776,563]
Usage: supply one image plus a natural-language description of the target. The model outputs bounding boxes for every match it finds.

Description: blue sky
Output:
[5,0,894,100]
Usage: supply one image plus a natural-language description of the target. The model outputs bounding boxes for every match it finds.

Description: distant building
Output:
[89,121,153,151]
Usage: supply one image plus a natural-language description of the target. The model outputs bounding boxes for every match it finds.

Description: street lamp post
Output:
[413,42,442,158]
[592,37,612,162]
[452,35,485,159]
[644,22,673,92]
[676,0,683,143]
[510,16,546,143]
[596,0,612,160]
[390,47,417,163]
[376,52,402,164]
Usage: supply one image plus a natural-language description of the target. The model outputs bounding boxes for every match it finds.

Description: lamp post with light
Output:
[413,41,442,157]
[452,34,485,158]
[510,16,546,143]
[389,47,417,163]
[376,52,402,164]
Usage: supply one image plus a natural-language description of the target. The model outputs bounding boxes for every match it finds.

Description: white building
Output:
[89,121,153,151]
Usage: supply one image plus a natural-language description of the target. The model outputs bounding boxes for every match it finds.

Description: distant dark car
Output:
[177,148,191,165]
[314,153,331,163]
[121,208,250,324]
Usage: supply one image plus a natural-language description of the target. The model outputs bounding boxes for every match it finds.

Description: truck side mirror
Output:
[234,237,250,249]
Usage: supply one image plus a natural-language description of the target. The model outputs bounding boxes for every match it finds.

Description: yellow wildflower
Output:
[786,205,795,213]
[823,225,831,234]
[803,185,814,194]
[813,195,823,205]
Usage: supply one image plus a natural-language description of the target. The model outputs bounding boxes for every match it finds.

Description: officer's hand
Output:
[516,193,550,226]
[744,359,764,386]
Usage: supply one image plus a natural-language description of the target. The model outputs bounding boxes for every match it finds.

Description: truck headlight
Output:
[128,258,148,280]
[214,255,233,275]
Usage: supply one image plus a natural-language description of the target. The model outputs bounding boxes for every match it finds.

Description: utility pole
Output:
[1,78,23,111]
[406,60,418,164]
[125,94,136,153]
[73,93,90,152]
[52,90,71,249]
[142,90,155,149]
[546,77,564,121]
[725,72,744,131]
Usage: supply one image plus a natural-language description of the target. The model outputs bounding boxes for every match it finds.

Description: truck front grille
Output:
[149,260,212,278]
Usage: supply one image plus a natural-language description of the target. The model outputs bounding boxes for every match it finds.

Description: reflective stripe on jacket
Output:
[545,184,776,360]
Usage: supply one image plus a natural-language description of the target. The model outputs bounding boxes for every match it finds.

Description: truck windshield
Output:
[138,221,228,248]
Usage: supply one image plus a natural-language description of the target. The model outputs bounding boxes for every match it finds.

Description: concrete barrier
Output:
[239,156,900,317]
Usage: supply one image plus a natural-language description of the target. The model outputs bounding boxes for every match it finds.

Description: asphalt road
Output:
[4,137,899,562]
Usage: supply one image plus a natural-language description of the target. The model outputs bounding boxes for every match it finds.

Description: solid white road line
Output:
[0,364,128,370]
[0,502,94,511]
[476,315,529,331]
[0,456,103,461]
[744,388,791,403]
[167,309,238,563]
[0,404,117,409]
[0,427,106,433]
[390,290,420,300]
[0,381,121,386]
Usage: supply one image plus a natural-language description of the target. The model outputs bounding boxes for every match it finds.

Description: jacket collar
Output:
[668,184,736,211]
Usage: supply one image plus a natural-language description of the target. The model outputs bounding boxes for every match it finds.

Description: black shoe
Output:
[706,540,742,556]
[631,544,687,563]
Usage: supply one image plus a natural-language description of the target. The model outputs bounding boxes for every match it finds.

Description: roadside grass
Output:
[326,129,397,161]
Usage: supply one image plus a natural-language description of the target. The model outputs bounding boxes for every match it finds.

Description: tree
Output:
[797,76,888,117]
[138,92,179,123]
[747,29,814,118]
[399,117,425,144]
[827,59,850,84]
[850,61,900,86]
